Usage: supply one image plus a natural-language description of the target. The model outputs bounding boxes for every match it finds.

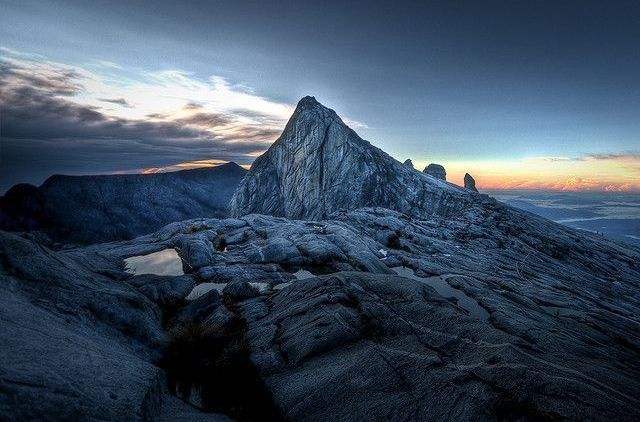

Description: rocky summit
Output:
[1,96,640,422]
[424,163,447,181]
[464,172,479,192]
[230,97,472,220]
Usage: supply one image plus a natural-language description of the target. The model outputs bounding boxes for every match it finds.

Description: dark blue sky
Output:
[1,0,640,191]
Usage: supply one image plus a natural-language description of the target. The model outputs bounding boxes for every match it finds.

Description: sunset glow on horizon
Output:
[132,154,640,193]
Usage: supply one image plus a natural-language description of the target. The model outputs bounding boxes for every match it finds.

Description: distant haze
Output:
[490,190,640,247]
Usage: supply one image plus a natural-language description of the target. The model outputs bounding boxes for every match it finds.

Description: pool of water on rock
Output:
[124,249,184,276]
[391,266,489,320]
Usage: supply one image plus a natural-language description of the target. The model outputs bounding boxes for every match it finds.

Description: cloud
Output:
[176,112,234,128]
[578,153,640,162]
[523,153,640,164]
[521,156,571,163]
[183,102,203,110]
[140,159,248,174]
[0,49,292,189]
[98,97,132,107]
[342,117,369,129]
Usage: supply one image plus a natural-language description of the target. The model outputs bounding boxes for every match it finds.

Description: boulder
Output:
[423,163,447,181]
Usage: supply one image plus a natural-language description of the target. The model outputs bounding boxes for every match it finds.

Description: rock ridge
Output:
[230,97,472,220]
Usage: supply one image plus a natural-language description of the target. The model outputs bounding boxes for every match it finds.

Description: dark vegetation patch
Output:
[214,235,227,252]
[159,296,188,328]
[387,231,402,249]
[161,313,283,421]
[185,223,213,234]
[494,392,565,422]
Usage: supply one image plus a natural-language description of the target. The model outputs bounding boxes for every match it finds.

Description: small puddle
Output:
[124,249,184,276]
[391,266,489,320]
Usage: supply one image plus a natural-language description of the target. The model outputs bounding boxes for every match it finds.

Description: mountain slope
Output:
[0,162,246,244]
[231,96,474,219]
[1,96,640,421]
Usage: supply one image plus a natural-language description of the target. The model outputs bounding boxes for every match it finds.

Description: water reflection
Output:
[124,249,184,276]
[391,266,489,320]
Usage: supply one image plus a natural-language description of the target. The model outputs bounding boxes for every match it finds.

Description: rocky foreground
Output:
[2,201,640,421]
[1,97,640,421]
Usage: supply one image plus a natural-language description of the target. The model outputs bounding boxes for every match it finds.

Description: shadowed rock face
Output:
[230,96,471,220]
[0,231,166,421]
[464,172,478,192]
[4,202,639,421]
[403,158,414,169]
[424,163,447,181]
[0,162,247,244]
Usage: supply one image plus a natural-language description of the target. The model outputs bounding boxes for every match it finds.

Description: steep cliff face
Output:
[231,97,471,219]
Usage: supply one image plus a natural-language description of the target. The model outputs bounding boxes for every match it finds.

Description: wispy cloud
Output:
[577,153,640,162]
[140,159,234,174]
[342,117,369,129]
[521,156,572,163]
[98,97,132,108]
[0,49,296,189]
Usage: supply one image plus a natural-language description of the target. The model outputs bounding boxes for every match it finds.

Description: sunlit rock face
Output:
[424,163,447,181]
[231,97,471,220]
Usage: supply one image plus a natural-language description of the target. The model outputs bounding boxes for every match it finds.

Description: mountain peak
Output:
[289,96,340,126]
[296,95,320,108]
[230,98,470,220]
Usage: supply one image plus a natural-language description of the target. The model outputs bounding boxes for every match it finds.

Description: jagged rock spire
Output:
[464,173,478,192]
[230,97,471,220]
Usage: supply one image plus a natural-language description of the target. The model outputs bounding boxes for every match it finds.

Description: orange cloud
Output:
[141,159,229,174]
